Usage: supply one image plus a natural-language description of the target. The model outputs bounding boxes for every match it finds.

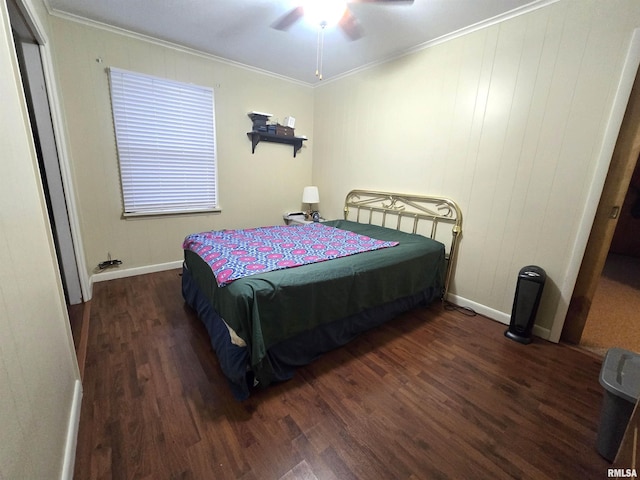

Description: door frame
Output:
[9,0,90,301]
[16,40,83,304]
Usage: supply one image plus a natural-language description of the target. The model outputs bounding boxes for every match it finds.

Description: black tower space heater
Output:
[505,265,546,345]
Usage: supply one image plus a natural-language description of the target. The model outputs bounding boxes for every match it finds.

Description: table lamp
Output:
[302,186,320,221]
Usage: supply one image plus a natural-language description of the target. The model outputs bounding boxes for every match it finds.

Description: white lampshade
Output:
[302,186,320,204]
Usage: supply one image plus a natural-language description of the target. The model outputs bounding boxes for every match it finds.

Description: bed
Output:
[181,190,463,400]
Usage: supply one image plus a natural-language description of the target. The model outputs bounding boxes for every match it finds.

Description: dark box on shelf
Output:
[254,125,277,133]
[276,125,294,137]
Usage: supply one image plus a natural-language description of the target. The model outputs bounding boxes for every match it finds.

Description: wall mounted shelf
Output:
[247,131,307,158]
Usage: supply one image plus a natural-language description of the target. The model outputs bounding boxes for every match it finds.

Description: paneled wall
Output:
[312,0,640,336]
[47,16,315,279]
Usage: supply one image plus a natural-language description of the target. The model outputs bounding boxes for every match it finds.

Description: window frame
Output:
[108,67,219,217]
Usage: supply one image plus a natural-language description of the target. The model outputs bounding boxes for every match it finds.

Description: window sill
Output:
[122,207,222,218]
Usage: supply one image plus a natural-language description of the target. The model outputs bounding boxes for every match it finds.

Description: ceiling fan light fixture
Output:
[302,0,347,28]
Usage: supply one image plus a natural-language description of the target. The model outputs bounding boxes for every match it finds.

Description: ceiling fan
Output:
[272,0,415,41]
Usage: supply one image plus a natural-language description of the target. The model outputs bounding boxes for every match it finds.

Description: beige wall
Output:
[46,15,314,279]
[312,0,640,335]
[0,1,80,478]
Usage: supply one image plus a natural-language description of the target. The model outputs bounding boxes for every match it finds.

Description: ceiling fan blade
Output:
[339,9,362,41]
[272,6,304,31]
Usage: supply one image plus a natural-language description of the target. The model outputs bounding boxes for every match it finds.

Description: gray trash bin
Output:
[597,347,640,462]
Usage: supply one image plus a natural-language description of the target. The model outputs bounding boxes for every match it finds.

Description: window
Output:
[108,68,218,216]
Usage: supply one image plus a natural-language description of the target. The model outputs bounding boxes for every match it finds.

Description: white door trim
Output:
[17,0,90,301]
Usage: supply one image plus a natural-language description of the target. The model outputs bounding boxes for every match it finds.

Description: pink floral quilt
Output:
[182,223,399,287]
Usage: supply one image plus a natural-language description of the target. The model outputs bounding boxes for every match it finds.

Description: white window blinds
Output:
[108,67,218,216]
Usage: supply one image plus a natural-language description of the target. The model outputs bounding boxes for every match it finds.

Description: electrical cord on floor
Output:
[443,300,477,316]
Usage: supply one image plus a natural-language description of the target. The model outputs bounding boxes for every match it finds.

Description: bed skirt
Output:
[181,263,439,400]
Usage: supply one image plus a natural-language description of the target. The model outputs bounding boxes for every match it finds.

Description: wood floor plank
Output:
[74,270,611,479]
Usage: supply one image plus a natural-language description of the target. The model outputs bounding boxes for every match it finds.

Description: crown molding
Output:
[43,2,315,88]
[316,0,560,87]
[42,0,558,88]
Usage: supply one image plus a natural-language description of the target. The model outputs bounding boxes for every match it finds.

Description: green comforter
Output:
[184,220,445,382]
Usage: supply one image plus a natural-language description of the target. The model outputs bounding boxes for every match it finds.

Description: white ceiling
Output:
[45,0,547,85]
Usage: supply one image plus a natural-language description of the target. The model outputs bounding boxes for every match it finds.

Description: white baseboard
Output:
[61,379,82,480]
[445,293,552,341]
[531,323,551,341]
[90,260,183,285]
[87,265,555,341]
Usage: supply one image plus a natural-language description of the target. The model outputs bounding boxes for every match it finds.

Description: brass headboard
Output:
[343,189,463,299]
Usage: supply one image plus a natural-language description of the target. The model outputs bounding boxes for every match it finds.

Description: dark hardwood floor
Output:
[74,269,610,479]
